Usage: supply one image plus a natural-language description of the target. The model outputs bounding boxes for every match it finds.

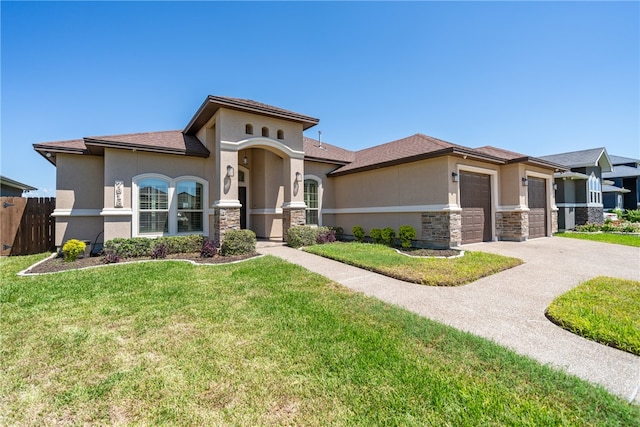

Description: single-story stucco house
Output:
[0,175,37,197]
[34,95,565,249]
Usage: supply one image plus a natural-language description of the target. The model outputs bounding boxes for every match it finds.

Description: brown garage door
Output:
[528,177,547,238]
[460,171,492,244]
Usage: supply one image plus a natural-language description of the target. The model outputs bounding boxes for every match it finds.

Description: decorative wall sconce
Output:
[243,156,248,165]
[451,172,459,182]
[295,172,303,182]
[45,152,52,158]
[227,165,234,177]
[522,177,529,186]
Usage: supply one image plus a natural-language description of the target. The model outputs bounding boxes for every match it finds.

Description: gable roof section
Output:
[474,146,564,169]
[184,95,319,135]
[538,147,613,172]
[34,130,209,165]
[303,137,355,165]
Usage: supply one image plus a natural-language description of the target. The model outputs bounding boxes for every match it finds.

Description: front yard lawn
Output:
[304,242,522,286]
[555,231,640,247]
[1,254,637,425]
[546,276,640,355]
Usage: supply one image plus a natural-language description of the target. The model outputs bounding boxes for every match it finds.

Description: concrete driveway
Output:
[257,237,640,403]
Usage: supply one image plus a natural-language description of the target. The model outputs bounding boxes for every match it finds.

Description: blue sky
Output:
[2,1,638,196]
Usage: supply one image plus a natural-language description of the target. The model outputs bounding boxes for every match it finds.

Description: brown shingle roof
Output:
[184,95,319,134]
[33,130,209,165]
[474,145,527,160]
[328,134,503,176]
[303,137,355,164]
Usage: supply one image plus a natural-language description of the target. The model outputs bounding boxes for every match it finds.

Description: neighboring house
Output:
[0,175,37,197]
[603,155,640,211]
[34,95,563,249]
[539,148,612,230]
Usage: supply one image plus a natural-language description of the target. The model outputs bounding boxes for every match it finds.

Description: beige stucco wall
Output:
[55,217,103,247]
[217,108,305,152]
[56,154,104,210]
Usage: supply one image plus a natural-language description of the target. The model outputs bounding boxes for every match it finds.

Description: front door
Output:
[239,186,247,229]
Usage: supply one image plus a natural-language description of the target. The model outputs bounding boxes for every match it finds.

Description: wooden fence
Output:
[0,197,55,256]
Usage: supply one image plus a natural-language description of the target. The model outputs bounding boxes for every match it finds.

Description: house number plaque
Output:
[114,180,124,208]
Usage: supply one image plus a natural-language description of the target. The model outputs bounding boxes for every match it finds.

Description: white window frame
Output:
[304,174,323,227]
[587,172,602,206]
[132,173,208,237]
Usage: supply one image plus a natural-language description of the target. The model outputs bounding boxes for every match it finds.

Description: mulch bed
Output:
[24,252,259,274]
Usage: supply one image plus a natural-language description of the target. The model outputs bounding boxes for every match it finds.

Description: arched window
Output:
[262,127,269,137]
[138,178,169,233]
[588,173,601,205]
[304,179,319,225]
[245,124,253,135]
[133,174,208,236]
[277,129,284,140]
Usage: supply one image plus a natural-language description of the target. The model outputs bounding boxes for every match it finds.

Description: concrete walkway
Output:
[257,237,640,403]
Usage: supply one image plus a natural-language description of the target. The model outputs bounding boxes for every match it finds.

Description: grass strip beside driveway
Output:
[304,242,522,286]
[1,254,637,425]
[546,276,640,355]
[555,232,640,247]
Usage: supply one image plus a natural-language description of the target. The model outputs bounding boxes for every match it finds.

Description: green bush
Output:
[330,226,344,240]
[62,239,86,262]
[601,222,616,232]
[156,234,204,254]
[104,237,153,258]
[575,223,601,232]
[381,227,396,246]
[221,229,256,256]
[398,225,417,248]
[369,228,383,244]
[625,209,640,223]
[611,208,624,220]
[352,226,365,243]
[287,226,319,248]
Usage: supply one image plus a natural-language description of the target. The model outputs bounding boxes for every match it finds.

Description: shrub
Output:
[575,223,601,232]
[104,237,153,258]
[287,226,318,248]
[331,226,344,240]
[352,226,365,243]
[398,225,417,248]
[621,222,640,233]
[62,239,86,262]
[156,234,204,254]
[381,227,396,246]
[369,228,383,244]
[316,227,336,244]
[151,243,168,259]
[611,208,624,220]
[200,239,218,258]
[221,229,256,256]
[601,222,616,232]
[625,209,640,223]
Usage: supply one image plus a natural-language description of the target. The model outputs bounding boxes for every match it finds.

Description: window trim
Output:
[587,172,602,205]
[304,174,323,227]
[132,173,208,237]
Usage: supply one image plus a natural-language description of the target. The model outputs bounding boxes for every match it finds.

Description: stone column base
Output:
[213,207,241,244]
[551,210,558,234]
[421,211,461,248]
[282,208,306,242]
[496,211,528,242]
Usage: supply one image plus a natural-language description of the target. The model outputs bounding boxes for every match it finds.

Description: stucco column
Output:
[282,157,306,242]
[212,150,241,244]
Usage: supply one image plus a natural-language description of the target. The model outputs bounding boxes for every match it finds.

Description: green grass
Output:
[556,231,640,247]
[1,254,637,425]
[546,276,640,355]
[304,242,523,286]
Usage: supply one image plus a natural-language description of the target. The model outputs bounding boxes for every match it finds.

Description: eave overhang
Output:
[184,95,320,135]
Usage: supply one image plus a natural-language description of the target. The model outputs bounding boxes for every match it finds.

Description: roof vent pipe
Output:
[318,130,322,149]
